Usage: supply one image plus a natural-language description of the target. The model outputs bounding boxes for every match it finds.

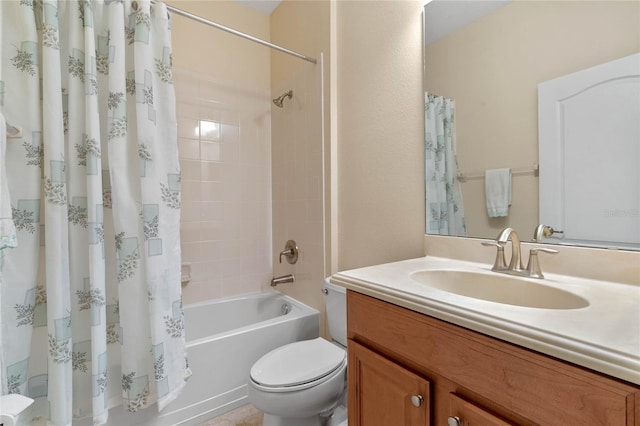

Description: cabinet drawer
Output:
[448,393,515,426]
[348,291,639,425]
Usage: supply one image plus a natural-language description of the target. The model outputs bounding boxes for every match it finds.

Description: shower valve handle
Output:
[279,248,293,263]
[279,240,299,264]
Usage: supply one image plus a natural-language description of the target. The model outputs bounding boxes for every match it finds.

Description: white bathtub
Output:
[78,290,319,426]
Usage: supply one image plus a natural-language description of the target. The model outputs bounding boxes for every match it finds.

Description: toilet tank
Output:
[324,279,347,347]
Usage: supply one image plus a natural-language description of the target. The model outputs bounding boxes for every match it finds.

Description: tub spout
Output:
[271,274,295,286]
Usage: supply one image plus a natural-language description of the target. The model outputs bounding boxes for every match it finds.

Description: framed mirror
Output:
[423,0,640,250]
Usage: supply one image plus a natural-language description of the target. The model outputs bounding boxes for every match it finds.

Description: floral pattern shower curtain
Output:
[0,1,190,425]
[425,93,467,236]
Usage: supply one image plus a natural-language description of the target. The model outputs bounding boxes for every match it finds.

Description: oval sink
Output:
[410,270,589,309]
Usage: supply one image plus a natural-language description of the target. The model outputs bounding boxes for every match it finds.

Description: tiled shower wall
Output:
[174,69,273,304]
[271,63,326,334]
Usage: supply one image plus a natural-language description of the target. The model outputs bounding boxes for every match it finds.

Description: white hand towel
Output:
[485,168,511,218]
[0,113,18,250]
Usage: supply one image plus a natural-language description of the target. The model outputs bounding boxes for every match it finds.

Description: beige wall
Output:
[425,1,640,240]
[336,0,425,271]
[271,1,330,89]
[169,1,274,303]
[169,0,271,87]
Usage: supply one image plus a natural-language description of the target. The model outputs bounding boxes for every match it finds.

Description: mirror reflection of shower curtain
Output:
[424,93,466,236]
[0,1,190,425]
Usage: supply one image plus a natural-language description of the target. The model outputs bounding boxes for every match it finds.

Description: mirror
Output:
[423,0,640,250]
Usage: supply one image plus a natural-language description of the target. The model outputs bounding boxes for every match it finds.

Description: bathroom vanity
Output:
[331,256,640,426]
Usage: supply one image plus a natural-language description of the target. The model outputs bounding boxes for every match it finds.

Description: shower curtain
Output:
[0,1,190,425]
[424,93,467,236]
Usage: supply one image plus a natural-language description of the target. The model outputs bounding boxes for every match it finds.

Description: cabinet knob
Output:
[447,416,461,426]
[411,394,424,407]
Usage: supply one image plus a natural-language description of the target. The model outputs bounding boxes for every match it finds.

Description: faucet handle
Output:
[279,240,299,264]
[481,241,502,248]
[530,248,559,254]
[481,241,507,271]
[534,224,564,242]
[526,248,558,278]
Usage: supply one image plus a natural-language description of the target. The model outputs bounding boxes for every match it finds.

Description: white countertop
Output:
[331,256,640,385]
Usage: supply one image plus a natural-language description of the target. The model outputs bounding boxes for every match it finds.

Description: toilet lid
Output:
[250,337,346,388]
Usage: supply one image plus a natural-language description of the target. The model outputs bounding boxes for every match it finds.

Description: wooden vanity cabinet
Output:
[347,291,640,426]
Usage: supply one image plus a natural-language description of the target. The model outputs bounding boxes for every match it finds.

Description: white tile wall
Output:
[270,63,326,322]
[175,69,273,304]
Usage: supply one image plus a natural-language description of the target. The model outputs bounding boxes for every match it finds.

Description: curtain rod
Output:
[158,2,318,64]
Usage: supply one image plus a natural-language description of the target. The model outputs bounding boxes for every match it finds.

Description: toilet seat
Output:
[250,337,346,392]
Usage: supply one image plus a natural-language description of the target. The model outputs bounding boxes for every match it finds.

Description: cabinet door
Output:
[448,393,515,426]
[348,340,431,426]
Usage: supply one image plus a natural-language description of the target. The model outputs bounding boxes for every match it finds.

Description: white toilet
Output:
[248,280,347,426]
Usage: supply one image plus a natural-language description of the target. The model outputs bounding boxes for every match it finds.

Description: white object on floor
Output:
[0,394,34,426]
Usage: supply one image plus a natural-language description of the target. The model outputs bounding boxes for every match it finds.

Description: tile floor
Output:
[198,403,348,426]
[198,404,263,426]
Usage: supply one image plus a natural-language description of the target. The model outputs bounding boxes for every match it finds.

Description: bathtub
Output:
[78,290,319,426]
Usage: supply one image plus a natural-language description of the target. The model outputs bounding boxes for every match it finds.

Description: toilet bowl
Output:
[247,281,347,426]
[248,337,346,426]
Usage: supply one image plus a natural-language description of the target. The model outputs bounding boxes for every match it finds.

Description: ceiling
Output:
[235,0,282,15]
[234,0,511,38]
[424,0,511,45]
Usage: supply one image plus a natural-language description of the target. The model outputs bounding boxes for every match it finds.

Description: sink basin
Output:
[410,270,589,309]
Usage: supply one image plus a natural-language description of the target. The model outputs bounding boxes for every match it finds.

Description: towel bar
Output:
[457,164,539,182]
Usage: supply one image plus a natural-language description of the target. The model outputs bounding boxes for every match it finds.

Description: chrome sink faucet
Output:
[482,227,558,278]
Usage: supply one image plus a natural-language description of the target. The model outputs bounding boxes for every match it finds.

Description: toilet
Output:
[247,280,347,426]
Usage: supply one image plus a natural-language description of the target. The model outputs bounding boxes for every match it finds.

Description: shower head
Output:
[272,90,293,108]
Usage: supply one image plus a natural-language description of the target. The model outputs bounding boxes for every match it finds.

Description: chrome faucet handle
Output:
[526,248,558,279]
[481,241,507,271]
